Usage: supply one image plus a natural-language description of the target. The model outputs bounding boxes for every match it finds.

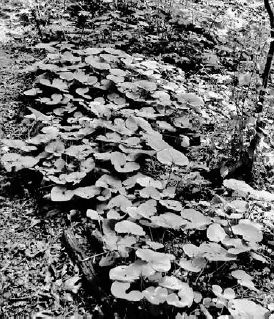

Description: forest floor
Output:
[0,0,274,318]
[0,5,93,318]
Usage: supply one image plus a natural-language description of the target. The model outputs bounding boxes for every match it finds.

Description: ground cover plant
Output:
[0,0,274,318]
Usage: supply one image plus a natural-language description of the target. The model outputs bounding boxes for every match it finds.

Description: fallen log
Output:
[63,226,105,299]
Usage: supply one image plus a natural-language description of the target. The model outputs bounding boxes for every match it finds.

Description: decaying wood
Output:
[63,227,104,299]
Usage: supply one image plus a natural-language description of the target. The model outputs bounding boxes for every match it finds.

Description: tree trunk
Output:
[246,0,274,168]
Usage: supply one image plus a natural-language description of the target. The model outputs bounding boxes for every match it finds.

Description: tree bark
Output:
[63,227,104,299]
[246,0,274,167]
[257,0,274,112]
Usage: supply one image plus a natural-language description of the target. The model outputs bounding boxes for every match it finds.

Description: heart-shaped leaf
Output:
[27,107,52,122]
[157,148,189,166]
[1,153,39,172]
[59,172,86,185]
[207,223,227,242]
[179,257,206,273]
[40,78,68,92]
[51,186,74,202]
[108,195,132,212]
[231,270,257,291]
[110,68,127,77]
[232,220,263,243]
[85,56,110,70]
[65,145,93,159]
[110,265,141,282]
[136,248,175,272]
[181,209,211,229]
[151,213,186,229]
[212,285,235,300]
[160,276,186,290]
[142,286,168,305]
[111,281,143,301]
[136,176,163,189]
[76,87,91,99]
[136,80,157,92]
[146,133,169,151]
[86,209,102,221]
[111,152,140,173]
[199,242,236,262]
[39,93,63,105]
[1,139,36,152]
[110,260,154,282]
[166,283,194,308]
[139,186,161,200]
[24,88,42,96]
[74,70,89,83]
[115,220,145,236]
[159,200,182,211]
[45,140,65,155]
[73,186,100,199]
[177,92,204,109]
[228,299,267,319]
[59,72,74,81]
[182,244,200,258]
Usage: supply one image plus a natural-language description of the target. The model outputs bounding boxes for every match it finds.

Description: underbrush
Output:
[1,0,274,318]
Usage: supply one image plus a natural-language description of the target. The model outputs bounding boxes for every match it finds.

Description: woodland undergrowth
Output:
[1,0,274,318]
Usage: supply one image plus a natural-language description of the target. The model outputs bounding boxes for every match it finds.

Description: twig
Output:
[194,262,207,285]
[9,295,34,302]
[80,251,107,262]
